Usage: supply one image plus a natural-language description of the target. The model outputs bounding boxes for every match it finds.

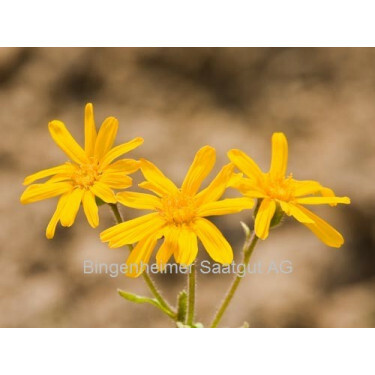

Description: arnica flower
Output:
[100,146,254,277]
[228,132,350,247]
[20,103,143,239]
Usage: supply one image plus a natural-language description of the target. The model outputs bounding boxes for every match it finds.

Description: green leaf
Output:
[118,289,158,305]
[117,289,175,319]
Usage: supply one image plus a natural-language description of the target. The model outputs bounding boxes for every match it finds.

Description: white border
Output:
[1,1,375,372]
[1,1,375,46]
[0,329,373,374]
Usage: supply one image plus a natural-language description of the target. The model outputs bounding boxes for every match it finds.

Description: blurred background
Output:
[0,48,374,327]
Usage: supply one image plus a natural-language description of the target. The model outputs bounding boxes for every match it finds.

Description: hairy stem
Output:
[186,263,196,326]
[210,232,259,328]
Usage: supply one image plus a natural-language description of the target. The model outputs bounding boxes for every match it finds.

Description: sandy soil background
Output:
[1,47,374,327]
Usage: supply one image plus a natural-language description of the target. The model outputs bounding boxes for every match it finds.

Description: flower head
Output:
[100,146,254,277]
[228,132,350,247]
[20,103,143,238]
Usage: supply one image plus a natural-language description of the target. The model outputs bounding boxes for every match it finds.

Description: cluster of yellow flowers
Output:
[21,103,350,279]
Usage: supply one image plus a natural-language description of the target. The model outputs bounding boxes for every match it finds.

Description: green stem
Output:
[108,203,176,320]
[210,231,259,328]
[186,263,196,326]
[109,203,123,223]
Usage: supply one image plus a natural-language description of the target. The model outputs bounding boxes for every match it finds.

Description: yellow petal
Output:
[84,103,97,156]
[227,149,263,181]
[296,197,351,205]
[291,179,323,196]
[227,172,243,188]
[104,159,140,174]
[46,164,75,184]
[100,137,144,168]
[297,205,345,248]
[94,117,118,161]
[156,226,179,270]
[138,181,166,196]
[99,173,133,190]
[59,188,84,227]
[230,177,266,197]
[254,199,276,240]
[126,235,159,278]
[197,197,254,217]
[48,120,88,164]
[90,182,116,203]
[320,187,338,206]
[181,146,216,196]
[46,193,70,239]
[194,218,233,264]
[195,163,234,205]
[100,212,165,248]
[269,132,288,178]
[82,190,99,228]
[20,182,73,204]
[46,173,72,184]
[321,187,335,197]
[140,159,178,196]
[116,191,161,210]
[279,201,314,223]
[23,164,72,186]
[175,226,198,266]
[46,174,72,183]
[244,191,266,198]
[294,185,341,208]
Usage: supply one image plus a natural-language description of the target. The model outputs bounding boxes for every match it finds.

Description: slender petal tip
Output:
[199,145,215,153]
[134,137,144,145]
[48,120,66,134]
[19,193,27,204]
[272,131,287,138]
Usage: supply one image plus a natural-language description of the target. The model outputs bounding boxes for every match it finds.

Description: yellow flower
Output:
[20,103,143,239]
[228,132,350,247]
[100,146,254,277]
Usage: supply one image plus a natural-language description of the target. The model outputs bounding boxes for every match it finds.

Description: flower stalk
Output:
[186,263,196,326]
[210,229,259,328]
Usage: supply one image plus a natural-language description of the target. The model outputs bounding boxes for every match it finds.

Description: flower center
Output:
[263,174,294,202]
[71,159,101,189]
[159,192,197,225]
